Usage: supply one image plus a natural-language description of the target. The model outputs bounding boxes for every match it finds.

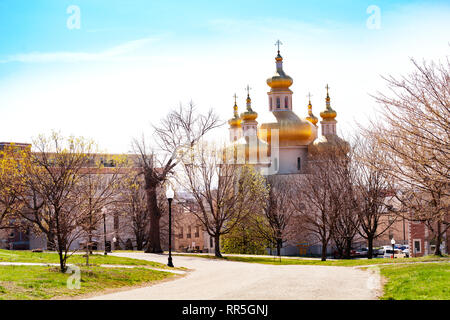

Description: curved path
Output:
[87,252,381,300]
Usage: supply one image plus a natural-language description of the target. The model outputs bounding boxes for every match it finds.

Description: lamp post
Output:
[391,238,396,259]
[102,207,107,256]
[166,186,175,268]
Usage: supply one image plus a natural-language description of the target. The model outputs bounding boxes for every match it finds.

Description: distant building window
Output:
[276,97,280,108]
[297,157,301,171]
[273,157,278,171]
[210,236,213,248]
[195,226,200,238]
[414,239,421,253]
[285,96,289,108]
[179,227,183,239]
[187,226,191,238]
[269,97,272,110]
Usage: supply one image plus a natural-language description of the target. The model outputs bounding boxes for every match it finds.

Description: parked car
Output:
[402,245,410,257]
[355,247,368,258]
[383,247,406,259]
[373,247,384,257]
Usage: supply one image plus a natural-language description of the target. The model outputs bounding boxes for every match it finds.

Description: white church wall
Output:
[276,146,308,174]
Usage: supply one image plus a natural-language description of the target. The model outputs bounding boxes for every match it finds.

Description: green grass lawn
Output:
[0,249,171,269]
[0,265,176,300]
[379,263,450,300]
[175,253,450,267]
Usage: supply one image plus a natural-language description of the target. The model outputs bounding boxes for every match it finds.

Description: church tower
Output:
[228,94,242,142]
[319,85,337,135]
[266,40,294,112]
[240,86,258,137]
[259,41,317,175]
[305,93,318,126]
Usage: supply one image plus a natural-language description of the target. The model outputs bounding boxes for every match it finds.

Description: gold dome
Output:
[228,95,242,127]
[228,117,242,127]
[320,85,337,121]
[266,53,293,89]
[259,111,317,147]
[306,100,318,126]
[240,95,258,121]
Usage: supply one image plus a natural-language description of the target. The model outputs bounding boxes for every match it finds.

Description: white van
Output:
[383,246,406,259]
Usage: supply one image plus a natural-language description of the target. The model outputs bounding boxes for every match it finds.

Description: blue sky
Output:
[0,0,449,152]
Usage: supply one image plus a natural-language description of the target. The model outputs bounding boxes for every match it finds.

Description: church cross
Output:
[307,92,313,102]
[325,84,330,94]
[245,84,252,97]
[275,40,283,53]
[233,93,238,105]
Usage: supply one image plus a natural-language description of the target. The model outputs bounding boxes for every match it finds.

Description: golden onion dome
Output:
[320,85,337,121]
[240,94,258,121]
[266,52,293,89]
[259,111,317,147]
[228,96,242,127]
[306,100,318,126]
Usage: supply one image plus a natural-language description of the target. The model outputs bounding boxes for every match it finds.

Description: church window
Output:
[285,96,289,108]
[297,157,301,171]
[276,97,280,108]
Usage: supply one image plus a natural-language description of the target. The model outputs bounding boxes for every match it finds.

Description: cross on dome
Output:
[275,40,283,53]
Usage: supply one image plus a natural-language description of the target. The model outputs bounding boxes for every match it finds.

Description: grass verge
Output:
[0,265,176,300]
[175,253,450,266]
[0,249,172,269]
[379,262,450,300]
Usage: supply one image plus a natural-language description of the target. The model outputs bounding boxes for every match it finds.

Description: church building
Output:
[228,43,341,176]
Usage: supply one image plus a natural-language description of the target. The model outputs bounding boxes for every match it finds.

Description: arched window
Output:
[285,96,289,108]
[297,157,301,171]
[276,97,280,108]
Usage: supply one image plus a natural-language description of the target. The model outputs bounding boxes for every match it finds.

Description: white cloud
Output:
[0,37,159,64]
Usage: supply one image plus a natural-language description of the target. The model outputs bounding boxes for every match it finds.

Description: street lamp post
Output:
[102,207,107,256]
[391,238,396,259]
[166,186,175,268]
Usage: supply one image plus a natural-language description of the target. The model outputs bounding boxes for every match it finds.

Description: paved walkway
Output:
[87,252,382,300]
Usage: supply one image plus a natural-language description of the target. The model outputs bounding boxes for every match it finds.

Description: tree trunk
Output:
[344,238,352,259]
[435,221,442,256]
[85,239,90,266]
[214,234,222,258]
[367,236,374,259]
[321,241,327,261]
[276,238,282,257]
[145,186,163,253]
[146,213,162,253]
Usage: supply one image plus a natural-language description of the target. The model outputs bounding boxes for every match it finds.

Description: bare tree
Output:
[252,175,295,257]
[353,136,397,259]
[368,57,449,255]
[117,172,150,250]
[133,102,221,253]
[76,155,126,265]
[291,139,350,261]
[177,142,269,257]
[16,133,95,272]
